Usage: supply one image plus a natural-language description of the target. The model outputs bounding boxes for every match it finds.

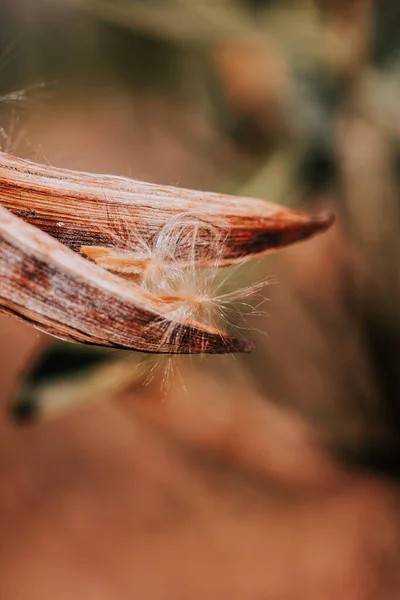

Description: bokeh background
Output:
[0,1,399,598]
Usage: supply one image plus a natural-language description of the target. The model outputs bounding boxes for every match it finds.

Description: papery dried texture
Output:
[0,151,334,266]
[0,205,252,354]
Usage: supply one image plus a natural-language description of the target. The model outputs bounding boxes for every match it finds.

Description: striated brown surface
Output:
[0,205,251,354]
[0,151,334,265]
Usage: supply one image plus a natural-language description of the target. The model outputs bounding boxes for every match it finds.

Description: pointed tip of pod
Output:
[162,320,256,355]
[285,210,336,245]
[209,334,256,355]
[194,330,256,355]
[231,209,336,261]
[309,211,336,231]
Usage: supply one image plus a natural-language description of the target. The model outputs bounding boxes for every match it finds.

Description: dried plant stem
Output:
[16,356,143,422]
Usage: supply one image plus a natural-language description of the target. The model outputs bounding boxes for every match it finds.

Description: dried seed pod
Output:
[0,205,253,354]
[0,151,334,266]
[0,151,334,355]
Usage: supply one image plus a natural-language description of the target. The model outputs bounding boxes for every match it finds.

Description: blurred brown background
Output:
[0,1,399,598]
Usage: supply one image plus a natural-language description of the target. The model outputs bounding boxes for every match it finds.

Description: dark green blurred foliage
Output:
[373,0,400,65]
